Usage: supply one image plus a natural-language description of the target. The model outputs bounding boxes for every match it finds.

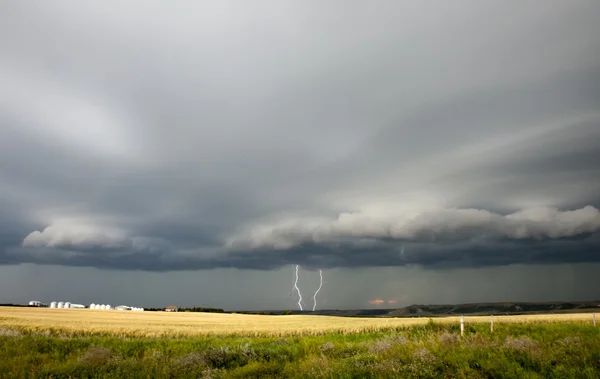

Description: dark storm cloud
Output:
[1,1,600,272]
[6,232,600,272]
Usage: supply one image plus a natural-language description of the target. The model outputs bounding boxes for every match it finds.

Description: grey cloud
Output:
[22,224,133,252]
[240,206,600,243]
[221,236,600,272]
[9,206,600,272]
[1,1,600,273]
[12,234,600,273]
[225,205,600,259]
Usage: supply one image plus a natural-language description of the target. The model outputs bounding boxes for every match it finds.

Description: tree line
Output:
[144,307,225,313]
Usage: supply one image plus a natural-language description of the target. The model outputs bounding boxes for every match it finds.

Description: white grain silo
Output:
[100,304,106,310]
[95,304,101,310]
[57,302,64,308]
[106,305,112,310]
[89,303,95,309]
[50,301,57,308]
[65,302,71,309]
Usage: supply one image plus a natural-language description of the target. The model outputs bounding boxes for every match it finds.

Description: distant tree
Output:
[178,307,225,313]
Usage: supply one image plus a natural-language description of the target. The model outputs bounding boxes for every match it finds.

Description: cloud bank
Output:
[22,221,132,252]
[1,1,599,271]
[227,206,600,250]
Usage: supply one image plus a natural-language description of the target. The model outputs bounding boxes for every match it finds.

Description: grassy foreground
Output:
[1,319,599,378]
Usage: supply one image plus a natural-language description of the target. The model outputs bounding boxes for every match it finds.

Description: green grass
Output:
[1,322,599,378]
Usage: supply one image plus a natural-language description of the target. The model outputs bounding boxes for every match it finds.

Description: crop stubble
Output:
[0,307,594,338]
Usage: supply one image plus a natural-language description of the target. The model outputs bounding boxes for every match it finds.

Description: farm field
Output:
[1,307,600,378]
[0,306,596,337]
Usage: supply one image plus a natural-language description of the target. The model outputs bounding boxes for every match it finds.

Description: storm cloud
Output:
[1,1,600,272]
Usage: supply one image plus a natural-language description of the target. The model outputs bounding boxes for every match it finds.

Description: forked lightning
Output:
[312,269,323,311]
[292,264,303,311]
[290,265,324,312]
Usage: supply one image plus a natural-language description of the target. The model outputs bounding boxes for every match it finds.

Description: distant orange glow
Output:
[368,299,385,305]
[386,295,408,305]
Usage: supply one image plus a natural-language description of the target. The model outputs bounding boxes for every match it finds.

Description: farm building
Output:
[28,301,42,306]
[115,305,144,311]
[165,305,178,312]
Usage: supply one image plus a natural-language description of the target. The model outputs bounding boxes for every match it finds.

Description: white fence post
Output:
[490,315,494,333]
[460,315,464,336]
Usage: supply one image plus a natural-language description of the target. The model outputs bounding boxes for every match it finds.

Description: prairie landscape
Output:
[3,1,600,377]
[0,306,597,337]
[1,307,599,378]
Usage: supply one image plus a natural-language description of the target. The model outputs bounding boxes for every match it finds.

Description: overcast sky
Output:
[1,1,599,310]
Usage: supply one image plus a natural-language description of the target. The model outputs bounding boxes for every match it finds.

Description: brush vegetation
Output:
[1,321,599,378]
[1,307,599,378]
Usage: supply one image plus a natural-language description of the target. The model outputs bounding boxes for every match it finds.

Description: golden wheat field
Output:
[0,307,595,338]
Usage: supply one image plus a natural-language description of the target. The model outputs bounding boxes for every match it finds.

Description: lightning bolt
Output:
[312,269,323,311]
[293,264,303,311]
